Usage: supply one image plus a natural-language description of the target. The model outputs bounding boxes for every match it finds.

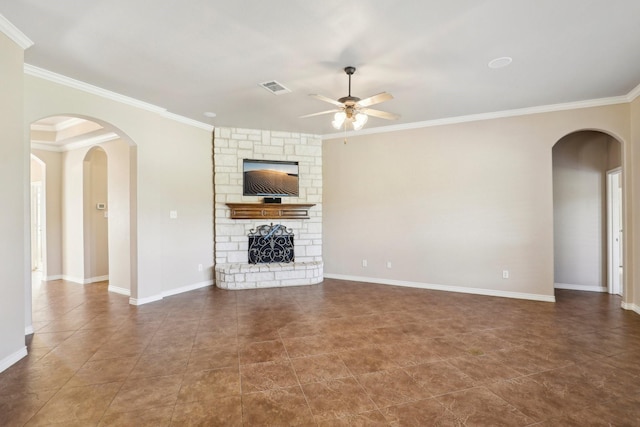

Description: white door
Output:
[607,168,622,295]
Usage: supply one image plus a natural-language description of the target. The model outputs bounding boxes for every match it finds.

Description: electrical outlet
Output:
[502,270,509,279]
[386,261,392,269]
[198,264,203,272]
[362,259,368,267]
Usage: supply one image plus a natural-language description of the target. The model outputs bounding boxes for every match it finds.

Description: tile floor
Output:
[1,277,640,426]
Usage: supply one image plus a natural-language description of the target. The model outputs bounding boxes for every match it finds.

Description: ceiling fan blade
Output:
[299,109,341,119]
[361,108,400,120]
[357,92,393,107]
[309,93,344,107]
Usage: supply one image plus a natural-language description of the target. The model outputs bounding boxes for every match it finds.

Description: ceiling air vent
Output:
[259,80,291,95]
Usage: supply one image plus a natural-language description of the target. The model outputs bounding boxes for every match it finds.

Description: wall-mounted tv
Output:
[243,159,299,197]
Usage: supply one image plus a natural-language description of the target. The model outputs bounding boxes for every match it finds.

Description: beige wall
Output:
[553,131,621,290]
[323,104,631,301]
[629,96,640,309]
[62,147,86,282]
[84,148,109,280]
[24,75,214,303]
[103,138,133,294]
[31,149,63,279]
[0,33,27,370]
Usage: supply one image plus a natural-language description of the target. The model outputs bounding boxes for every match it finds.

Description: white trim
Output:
[24,64,166,113]
[31,143,63,153]
[321,95,630,140]
[44,274,63,281]
[60,275,108,284]
[24,64,213,132]
[325,274,556,302]
[606,167,623,295]
[25,326,34,335]
[108,285,130,296]
[32,131,121,153]
[32,133,121,152]
[621,302,640,315]
[554,283,607,292]
[129,294,163,306]
[160,111,214,131]
[128,280,214,306]
[85,275,109,284]
[627,82,640,102]
[62,132,120,151]
[0,14,34,49]
[31,117,87,133]
[0,346,28,374]
[162,280,213,297]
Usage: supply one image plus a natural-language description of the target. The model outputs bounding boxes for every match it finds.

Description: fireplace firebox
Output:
[248,224,294,264]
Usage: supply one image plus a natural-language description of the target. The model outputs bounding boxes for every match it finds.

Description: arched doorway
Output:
[552,130,623,295]
[29,115,137,297]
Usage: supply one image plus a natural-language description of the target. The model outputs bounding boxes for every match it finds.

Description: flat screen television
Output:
[243,159,299,197]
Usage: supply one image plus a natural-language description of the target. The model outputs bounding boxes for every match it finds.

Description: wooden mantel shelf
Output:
[226,203,315,220]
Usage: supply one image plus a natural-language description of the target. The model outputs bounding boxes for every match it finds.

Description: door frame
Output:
[607,167,623,295]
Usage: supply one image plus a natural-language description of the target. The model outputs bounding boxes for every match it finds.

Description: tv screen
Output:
[243,159,299,197]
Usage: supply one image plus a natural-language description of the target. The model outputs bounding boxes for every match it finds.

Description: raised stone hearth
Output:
[215,261,323,290]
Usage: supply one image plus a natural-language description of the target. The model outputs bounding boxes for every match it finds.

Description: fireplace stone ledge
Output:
[215,261,323,290]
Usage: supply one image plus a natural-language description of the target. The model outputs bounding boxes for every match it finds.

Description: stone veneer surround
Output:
[213,127,323,289]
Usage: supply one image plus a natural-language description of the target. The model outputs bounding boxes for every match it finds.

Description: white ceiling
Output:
[3,1,640,135]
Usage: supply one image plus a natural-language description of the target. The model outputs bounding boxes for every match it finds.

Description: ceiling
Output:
[3,1,640,135]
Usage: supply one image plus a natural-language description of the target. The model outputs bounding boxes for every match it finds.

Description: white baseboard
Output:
[162,280,213,297]
[0,346,27,374]
[129,280,213,306]
[621,302,640,315]
[85,275,109,284]
[554,283,607,292]
[61,275,84,284]
[324,274,556,303]
[108,285,130,296]
[44,274,62,281]
[25,325,34,335]
[129,294,163,306]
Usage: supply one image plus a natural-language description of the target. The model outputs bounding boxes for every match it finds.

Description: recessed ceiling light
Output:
[203,112,217,118]
[488,56,513,69]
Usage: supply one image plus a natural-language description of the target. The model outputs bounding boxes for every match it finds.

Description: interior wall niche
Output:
[552,130,622,291]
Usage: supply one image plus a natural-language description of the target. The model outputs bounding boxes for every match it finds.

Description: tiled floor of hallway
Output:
[1,277,640,425]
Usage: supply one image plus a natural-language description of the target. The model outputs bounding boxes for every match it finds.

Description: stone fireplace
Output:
[213,127,323,290]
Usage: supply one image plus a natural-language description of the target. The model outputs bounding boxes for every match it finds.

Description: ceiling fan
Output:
[301,66,399,130]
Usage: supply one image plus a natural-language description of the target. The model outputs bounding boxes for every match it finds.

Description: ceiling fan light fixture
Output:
[352,112,368,130]
[332,111,346,129]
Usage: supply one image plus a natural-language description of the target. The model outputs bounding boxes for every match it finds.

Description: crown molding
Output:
[321,94,632,140]
[24,64,166,113]
[30,142,62,152]
[24,64,213,131]
[31,117,87,132]
[161,111,214,131]
[31,132,119,153]
[627,82,640,102]
[0,14,33,49]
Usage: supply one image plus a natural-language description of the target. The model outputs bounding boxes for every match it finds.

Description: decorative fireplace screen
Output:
[248,223,294,264]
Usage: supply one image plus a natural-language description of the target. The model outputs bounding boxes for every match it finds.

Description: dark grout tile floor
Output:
[2,277,640,425]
